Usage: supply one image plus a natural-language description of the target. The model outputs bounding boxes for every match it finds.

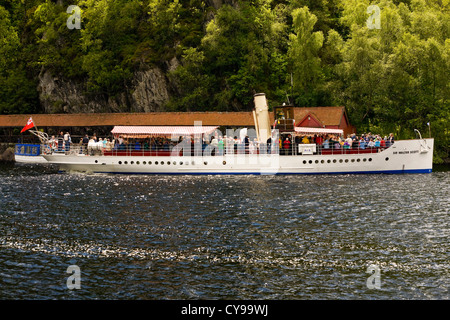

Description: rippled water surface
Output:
[0,163,448,299]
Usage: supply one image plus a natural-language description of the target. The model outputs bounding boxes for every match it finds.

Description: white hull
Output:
[15,155,48,164]
[43,139,434,175]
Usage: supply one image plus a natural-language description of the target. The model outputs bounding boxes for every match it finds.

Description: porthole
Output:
[173,161,176,165]
[368,158,372,162]
[95,160,98,163]
[167,161,171,165]
[309,160,312,164]
[321,160,325,164]
[333,159,337,163]
[385,157,389,161]
[131,161,134,165]
[124,161,128,164]
[223,161,226,165]
[345,159,349,163]
[136,161,140,165]
[315,160,319,164]
[149,161,152,165]
[339,159,343,163]
[357,158,361,162]
[327,159,331,163]
[204,161,208,165]
[155,161,158,165]
[303,160,307,164]
[180,161,183,165]
[363,158,367,162]
[161,161,164,165]
[143,161,146,165]
[192,161,195,165]
[118,161,122,165]
[351,159,355,163]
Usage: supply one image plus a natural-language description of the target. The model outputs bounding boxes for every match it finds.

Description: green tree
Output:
[0,4,39,114]
[287,6,324,106]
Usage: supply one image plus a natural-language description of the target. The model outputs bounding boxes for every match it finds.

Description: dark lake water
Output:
[0,163,448,300]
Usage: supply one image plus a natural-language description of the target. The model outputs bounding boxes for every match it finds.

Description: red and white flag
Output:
[20,117,35,133]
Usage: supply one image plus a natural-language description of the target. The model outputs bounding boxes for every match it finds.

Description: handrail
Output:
[41,141,393,157]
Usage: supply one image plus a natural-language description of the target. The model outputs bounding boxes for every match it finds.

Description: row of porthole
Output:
[303,157,389,164]
[95,157,390,165]
[102,160,229,166]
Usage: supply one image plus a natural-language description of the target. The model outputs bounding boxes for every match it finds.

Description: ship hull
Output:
[43,139,434,175]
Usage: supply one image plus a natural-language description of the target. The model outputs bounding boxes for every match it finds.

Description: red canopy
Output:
[294,127,343,135]
[111,126,219,138]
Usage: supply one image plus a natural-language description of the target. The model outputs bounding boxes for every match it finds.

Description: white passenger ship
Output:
[42,94,434,175]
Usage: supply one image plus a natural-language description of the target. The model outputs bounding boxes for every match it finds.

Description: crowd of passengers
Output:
[46,131,395,155]
[281,132,395,151]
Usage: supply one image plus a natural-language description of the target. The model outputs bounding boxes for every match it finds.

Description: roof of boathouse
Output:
[0,107,348,129]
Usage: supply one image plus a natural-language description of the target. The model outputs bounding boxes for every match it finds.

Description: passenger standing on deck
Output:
[218,137,224,156]
[302,136,310,144]
[56,131,64,152]
[388,133,395,144]
[283,137,291,155]
[64,132,71,152]
[82,134,89,154]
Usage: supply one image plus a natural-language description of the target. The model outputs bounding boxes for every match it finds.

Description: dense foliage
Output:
[0,0,448,162]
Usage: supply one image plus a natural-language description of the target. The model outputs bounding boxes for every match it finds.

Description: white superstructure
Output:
[42,137,434,175]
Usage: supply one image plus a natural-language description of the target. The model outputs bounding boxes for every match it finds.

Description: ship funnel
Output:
[253,93,272,143]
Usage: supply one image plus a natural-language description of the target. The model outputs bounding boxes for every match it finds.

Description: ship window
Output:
[124,161,128,164]
[204,161,208,165]
[327,159,331,163]
[339,159,343,163]
[131,161,134,165]
[155,161,158,165]
[351,159,355,163]
[321,160,324,164]
[119,161,122,165]
[368,158,372,162]
[149,161,152,165]
[95,160,98,163]
[143,161,146,165]
[173,161,176,165]
[363,158,367,162]
[385,157,389,161]
[309,160,312,164]
[357,158,361,162]
[136,161,140,165]
[161,161,164,165]
[315,160,319,164]
[167,161,171,165]
[333,159,337,163]
[345,159,349,163]
[223,161,226,165]
[303,160,307,164]
[180,161,183,165]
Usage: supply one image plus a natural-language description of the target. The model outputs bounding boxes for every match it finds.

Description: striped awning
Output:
[294,126,343,135]
[111,126,219,138]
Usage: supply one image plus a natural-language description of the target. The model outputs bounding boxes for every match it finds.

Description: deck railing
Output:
[41,141,393,157]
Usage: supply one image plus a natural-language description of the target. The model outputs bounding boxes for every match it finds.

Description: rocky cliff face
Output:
[38,58,179,114]
[35,1,234,114]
